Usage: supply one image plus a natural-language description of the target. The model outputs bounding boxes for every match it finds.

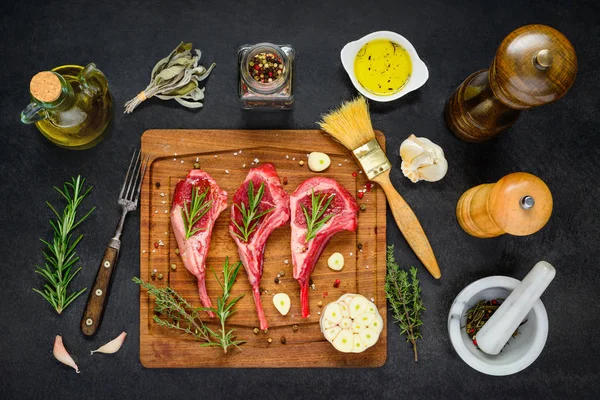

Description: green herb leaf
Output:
[230,181,274,243]
[181,185,212,239]
[385,245,425,362]
[33,176,95,314]
[134,256,245,353]
[301,189,335,242]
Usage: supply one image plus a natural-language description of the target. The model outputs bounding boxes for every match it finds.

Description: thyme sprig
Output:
[301,189,335,242]
[133,257,245,353]
[385,245,425,362]
[230,181,274,243]
[182,185,212,239]
[33,176,95,314]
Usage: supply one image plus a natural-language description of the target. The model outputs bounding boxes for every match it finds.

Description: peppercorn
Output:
[170,263,177,271]
[253,328,259,334]
[154,242,159,249]
[317,301,323,307]
[278,270,285,277]
[333,279,341,288]
[282,177,288,185]
[360,204,367,212]
[352,171,357,177]
[155,182,161,188]
[193,162,200,169]
[357,243,363,251]
[299,160,304,166]
[357,192,364,199]
[151,272,156,280]
[158,273,164,280]
[292,324,299,332]
[280,336,287,344]
[365,182,374,192]
[274,277,280,284]
[267,338,273,344]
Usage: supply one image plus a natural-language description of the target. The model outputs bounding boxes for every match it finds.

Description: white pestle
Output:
[476,261,556,356]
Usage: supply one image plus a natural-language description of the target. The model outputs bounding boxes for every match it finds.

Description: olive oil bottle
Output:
[21,63,112,149]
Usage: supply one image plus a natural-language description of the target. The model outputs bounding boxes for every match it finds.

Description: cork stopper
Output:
[30,71,62,103]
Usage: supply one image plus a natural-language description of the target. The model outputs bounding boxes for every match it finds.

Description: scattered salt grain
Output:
[254,158,259,164]
[225,170,229,174]
[371,297,375,302]
[158,240,165,246]
[174,153,178,156]
[196,157,199,162]
[366,265,370,269]
[180,160,184,164]
[214,155,218,158]
[317,311,321,315]
[153,269,157,273]
[286,155,289,159]
[349,252,353,256]
[152,250,156,253]
[338,163,342,167]
[161,201,166,204]
[292,157,296,161]
[234,152,238,156]
[142,250,146,254]
[173,158,177,161]
[359,171,363,174]
[239,150,242,154]
[160,193,165,197]
[242,164,246,168]
[164,210,168,213]
[284,259,289,265]
[154,210,158,214]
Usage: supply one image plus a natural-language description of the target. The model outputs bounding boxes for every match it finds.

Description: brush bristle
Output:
[318,96,375,150]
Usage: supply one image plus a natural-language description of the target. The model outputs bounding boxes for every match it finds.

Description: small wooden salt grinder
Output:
[445,24,577,142]
[456,172,552,238]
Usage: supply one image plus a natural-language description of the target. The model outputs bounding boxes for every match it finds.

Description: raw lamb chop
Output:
[171,169,228,317]
[229,163,290,330]
[291,177,358,318]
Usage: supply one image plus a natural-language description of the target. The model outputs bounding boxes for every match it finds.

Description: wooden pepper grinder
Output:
[445,24,577,142]
[456,172,552,238]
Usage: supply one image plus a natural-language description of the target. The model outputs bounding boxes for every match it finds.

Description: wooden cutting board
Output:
[139,129,387,368]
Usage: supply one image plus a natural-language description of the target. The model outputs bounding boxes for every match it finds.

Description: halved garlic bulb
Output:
[319,294,383,353]
[399,135,448,183]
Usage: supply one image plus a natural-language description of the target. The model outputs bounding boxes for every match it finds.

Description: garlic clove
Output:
[90,331,127,355]
[399,135,448,183]
[418,158,448,182]
[53,335,80,373]
[399,134,425,162]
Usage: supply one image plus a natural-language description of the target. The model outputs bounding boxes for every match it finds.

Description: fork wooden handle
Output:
[372,171,441,279]
[81,244,120,336]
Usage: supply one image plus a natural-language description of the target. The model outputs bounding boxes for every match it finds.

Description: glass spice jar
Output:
[238,43,294,109]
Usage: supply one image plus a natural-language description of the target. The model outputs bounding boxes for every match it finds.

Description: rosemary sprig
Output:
[230,181,274,242]
[133,257,245,353]
[207,257,246,353]
[182,185,212,239]
[385,245,425,362]
[33,176,96,314]
[301,189,335,242]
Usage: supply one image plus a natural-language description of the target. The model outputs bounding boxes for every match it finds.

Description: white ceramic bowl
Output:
[340,31,429,102]
[447,276,548,376]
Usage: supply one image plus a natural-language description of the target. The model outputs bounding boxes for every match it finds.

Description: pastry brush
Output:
[318,97,441,279]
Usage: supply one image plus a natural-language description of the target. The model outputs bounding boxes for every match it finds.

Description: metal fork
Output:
[81,150,149,336]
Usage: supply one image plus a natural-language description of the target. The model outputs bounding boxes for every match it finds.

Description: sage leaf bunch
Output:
[124,42,215,113]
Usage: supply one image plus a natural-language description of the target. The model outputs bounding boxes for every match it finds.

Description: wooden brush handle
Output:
[372,171,441,279]
[81,244,120,336]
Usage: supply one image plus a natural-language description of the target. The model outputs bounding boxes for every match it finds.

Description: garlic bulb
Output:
[91,331,127,355]
[399,135,448,183]
[320,294,383,353]
[53,335,80,373]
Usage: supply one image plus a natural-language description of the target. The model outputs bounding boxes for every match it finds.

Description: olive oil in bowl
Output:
[354,39,412,96]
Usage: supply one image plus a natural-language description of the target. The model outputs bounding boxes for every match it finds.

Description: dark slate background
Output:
[1,0,599,398]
